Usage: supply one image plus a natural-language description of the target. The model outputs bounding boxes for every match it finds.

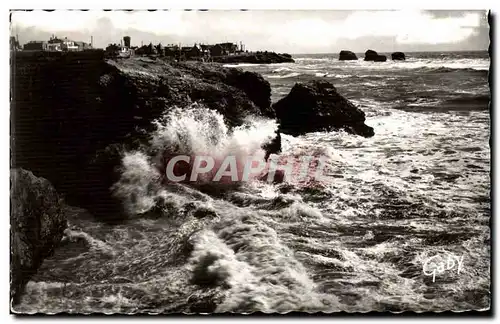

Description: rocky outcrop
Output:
[176,62,273,117]
[272,80,374,137]
[391,52,406,60]
[11,51,274,222]
[10,168,67,305]
[262,130,282,161]
[364,49,387,62]
[211,52,294,64]
[339,50,358,61]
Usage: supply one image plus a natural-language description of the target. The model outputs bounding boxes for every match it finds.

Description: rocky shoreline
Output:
[12,51,273,220]
[12,50,374,218]
[11,51,374,303]
[211,51,295,64]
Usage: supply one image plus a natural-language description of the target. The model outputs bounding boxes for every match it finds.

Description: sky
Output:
[10,10,490,53]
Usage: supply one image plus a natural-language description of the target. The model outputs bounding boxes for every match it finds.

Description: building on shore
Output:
[217,42,238,55]
[48,36,84,51]
[47,42,62,51]
[104,39,246,61]
[47,36,63,51]
[208,44,223,57]
[21,35,92,52]
[164,45,179,57]
[105,36,135,57]
[123,36,131,48]
[181,43,202,59]
[23,41,48,51]
[74,41,92,51]
[133,42,156,56]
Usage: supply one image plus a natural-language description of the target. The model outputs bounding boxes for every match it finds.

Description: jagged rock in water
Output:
[391,51,406,60]
[261,130,282,161]
[272,80,374,137]
[339,50,358,61]
[364,49,387,62]
[373,55,387,62]
[10,168,67,305]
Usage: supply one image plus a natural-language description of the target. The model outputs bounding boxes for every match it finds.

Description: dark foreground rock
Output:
[364,49,387,62]
[11,51,274,221]
[273,80,374,137]
[10,168,67,305]
[391,52,406,60]
[211,52,294,64]
[339,50,358,61]
[262,130,282,161]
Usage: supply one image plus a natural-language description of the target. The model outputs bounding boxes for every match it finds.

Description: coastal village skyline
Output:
[10,10,489,54]
[10,33,249,53]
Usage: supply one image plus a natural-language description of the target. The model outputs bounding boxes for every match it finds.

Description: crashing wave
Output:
[112,103,279,216]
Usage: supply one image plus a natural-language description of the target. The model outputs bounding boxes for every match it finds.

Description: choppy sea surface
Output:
[16,51,491,313]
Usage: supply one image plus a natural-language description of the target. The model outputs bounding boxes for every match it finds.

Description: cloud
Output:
[424,10,487,19]
[330,10,482,44]
[11,10,101,33]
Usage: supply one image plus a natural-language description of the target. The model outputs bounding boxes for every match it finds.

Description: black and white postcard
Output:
[9,9,492,315]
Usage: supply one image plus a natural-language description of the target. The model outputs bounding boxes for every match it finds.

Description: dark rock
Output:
[211,52,294,64]
[261,130,282,161]
[364,49,378,60]
[10,168,67,305]
[176,62,273,118]
[391,52,406,60]
[364,49,387,62]
[186,295,219,314]
[339,50,358,61]
[373,55,387,62]
[273,80,374,137]
[11,52,274,222]
[278,184,294,194]
[191,253,224,287]
[193,207,218,219]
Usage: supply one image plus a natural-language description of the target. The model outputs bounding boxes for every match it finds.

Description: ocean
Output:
[16,51,491,313]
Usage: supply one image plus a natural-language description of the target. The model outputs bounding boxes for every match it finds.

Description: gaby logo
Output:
[422,252,465,282]
[163,155,329,183]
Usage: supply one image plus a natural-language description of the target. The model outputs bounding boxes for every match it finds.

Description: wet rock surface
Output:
[273,80,374,137]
